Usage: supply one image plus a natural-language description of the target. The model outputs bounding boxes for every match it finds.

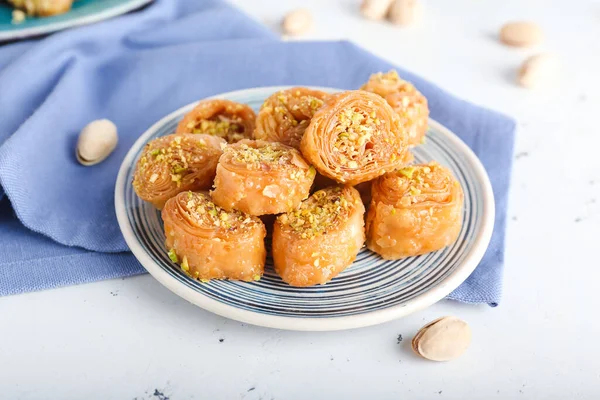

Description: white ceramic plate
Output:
[115,86,495,331]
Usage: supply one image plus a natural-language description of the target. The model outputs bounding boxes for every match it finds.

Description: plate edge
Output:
[0,0,153,41]
[114,86,496,331]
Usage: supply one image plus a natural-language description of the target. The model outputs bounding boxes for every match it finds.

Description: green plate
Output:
[0,0,152,41]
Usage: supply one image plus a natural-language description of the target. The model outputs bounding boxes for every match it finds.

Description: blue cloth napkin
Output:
[0,0,515,304]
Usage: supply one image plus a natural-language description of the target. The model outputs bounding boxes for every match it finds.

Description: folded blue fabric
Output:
[0,0,514,304]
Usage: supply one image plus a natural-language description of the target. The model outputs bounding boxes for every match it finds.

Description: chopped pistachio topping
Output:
[409,186,422,196]
[190,114,244,142]
[278,187,352,239]
[183,192,256,230]
[253,275,261,281]
[136,135,208,188]
[181,256,189,271]
[393,162,454,204]
[332,106,383,168]
[267,90,325,132]
[399,166,416,179]
[225,142,306,173]
[362,70,425,113]
[309,97,323,110]
[373,70,401,85]
[168,249,178,263]
[362,70,407,96]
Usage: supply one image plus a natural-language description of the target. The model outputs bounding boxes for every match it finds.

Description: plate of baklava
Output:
[0,0,152,41]
[115,71,495,331]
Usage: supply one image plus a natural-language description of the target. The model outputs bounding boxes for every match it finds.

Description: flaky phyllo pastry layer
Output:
[361,70,429,146]
[162,192,266,282]
[254,87,329,149]
[176,99,256,143]
[273,186,365,287]
[133,134,225,209]
[211,140,316,216]
[366,162,464,259]
[300,90,410,186]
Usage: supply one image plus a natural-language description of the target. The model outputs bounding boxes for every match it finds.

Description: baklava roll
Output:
[300,90,409,185]
[133,134,225,209]
[273,186,365,287]
[366,162,463,259]
[254,87,328,149]
[162,192,266,282]
[211,140,315,215]
[9,0,72,16]
[360,70,429,146]
[175,99,255,143]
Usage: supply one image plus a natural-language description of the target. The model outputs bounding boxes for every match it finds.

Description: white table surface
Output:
[2,0,600,399]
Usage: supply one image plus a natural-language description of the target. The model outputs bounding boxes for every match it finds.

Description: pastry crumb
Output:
[12,9,26,24]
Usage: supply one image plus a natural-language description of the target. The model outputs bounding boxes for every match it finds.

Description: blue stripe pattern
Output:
[119,88,483,319]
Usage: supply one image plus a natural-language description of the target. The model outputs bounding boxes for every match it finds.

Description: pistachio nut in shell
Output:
[412,316,471,361]
[499,21,543,47]
[517,53,558,89]
[281,9,313,36]
[76,119,118,166]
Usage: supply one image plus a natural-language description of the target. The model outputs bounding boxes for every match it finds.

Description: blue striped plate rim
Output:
[115,86,495,331]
